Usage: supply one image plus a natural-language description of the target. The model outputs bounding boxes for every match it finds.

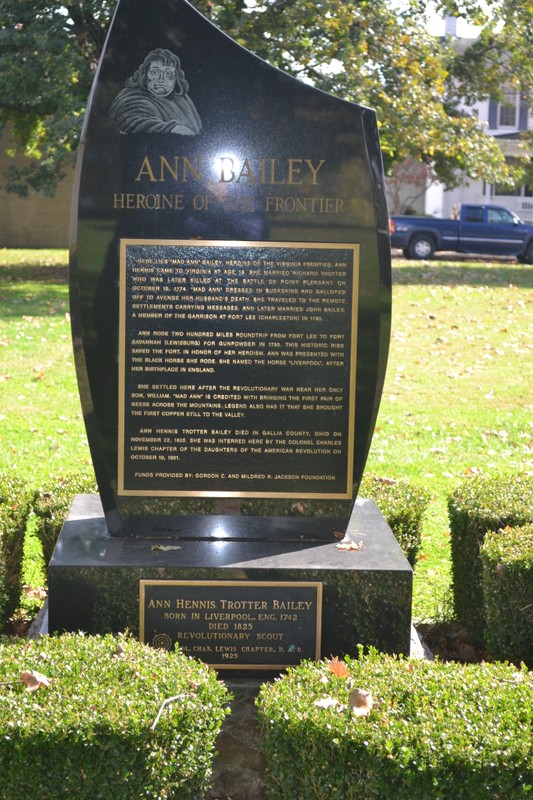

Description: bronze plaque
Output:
[139,579,323,669]
[119,240,358,499]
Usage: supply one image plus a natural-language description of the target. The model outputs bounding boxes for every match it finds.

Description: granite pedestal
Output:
[48,495,412,664]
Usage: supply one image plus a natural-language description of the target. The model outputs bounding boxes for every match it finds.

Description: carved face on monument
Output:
[146,58,177,97]
[108,47,203,135]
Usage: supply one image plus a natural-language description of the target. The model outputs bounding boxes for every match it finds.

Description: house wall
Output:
[420,94,533,222]
[385,181,426,215]
[0,132,74,249]
[427,181,533,223]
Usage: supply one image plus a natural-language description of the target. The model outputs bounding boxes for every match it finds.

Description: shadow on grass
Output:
[392,261,532,288]
[0,282,68,318]
[0,264,68,284]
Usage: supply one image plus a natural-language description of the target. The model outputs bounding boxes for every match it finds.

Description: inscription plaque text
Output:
[140,580,323,669]
[119,240,358,498]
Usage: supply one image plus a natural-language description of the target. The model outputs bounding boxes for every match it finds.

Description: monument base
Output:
[48,495,412,668]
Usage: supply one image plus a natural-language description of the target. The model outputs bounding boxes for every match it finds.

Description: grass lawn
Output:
[368,257,532,619]
[0,248,531,621]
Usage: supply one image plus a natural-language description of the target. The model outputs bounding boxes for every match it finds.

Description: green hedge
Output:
[448,473,533,637]
[32,472,97,565]
[0,472,96,628]
[482,524,533,667]
[0,474,35,625]
[256,651,533,800]
[0,633,230,800]
[360,475,431,566]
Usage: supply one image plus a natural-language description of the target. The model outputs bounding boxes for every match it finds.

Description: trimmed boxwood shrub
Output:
[448,473,533,636]
[0,633,230,800]
[32,472,97,565]
[482,524,533,667]
[257,651,533,800]
[360,475,431,566]
[0,474,35,625]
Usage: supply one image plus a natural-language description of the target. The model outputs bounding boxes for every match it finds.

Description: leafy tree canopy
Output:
[0,0,531,196]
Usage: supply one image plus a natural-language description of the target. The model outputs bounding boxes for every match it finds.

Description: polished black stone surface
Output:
[70,0,391,536]
[48,495,412,663]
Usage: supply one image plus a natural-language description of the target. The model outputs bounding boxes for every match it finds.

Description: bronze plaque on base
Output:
[140,579,322,669]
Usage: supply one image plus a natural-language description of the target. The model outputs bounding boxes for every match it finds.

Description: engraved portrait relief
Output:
[110,48,202,135]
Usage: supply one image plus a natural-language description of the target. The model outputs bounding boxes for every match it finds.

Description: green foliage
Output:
[0,632,230,800]
[446,0,533,105]
[32,472,97,565]
[482,524,533,668]
[1,0,531,195]
[193,0,527,189]
[256,651,533,800]
[0,0,113,196]
[0,474,35,624]
[360,475,431,566]
[448,474,533,638]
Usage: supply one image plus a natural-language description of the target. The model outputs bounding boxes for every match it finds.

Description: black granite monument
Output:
[49,0,412,668]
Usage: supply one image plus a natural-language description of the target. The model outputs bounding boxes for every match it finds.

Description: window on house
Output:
[489,157,531,197]
[498,87,519,127]
[484,160,533,203]
[493,181,520,197]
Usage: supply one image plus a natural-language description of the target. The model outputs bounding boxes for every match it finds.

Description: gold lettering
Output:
[219,157,235,182]
[113,193,184,210]
[306,159,325,184]
[135,156,156,182]
[236,158,255,184]
[159,156,179,181]
[268,158,285,185]
[183,157,201,181]
[148,599,171,608]
[135,156,202,183]
[134,155,324,186]
[287,159,303,184]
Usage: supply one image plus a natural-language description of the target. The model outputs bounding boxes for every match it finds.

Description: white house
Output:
[421,19,533,222]
[424,92,533,223]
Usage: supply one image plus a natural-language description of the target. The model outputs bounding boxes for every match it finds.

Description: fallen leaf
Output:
[151,544,182,551]
[336,538,364,551]
[328,657,349,678]
[23,586,47,600]
[349,688,374,716]
[20,670,51,692]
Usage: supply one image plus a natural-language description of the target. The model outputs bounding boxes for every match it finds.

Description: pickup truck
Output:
[389,204,533,262]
